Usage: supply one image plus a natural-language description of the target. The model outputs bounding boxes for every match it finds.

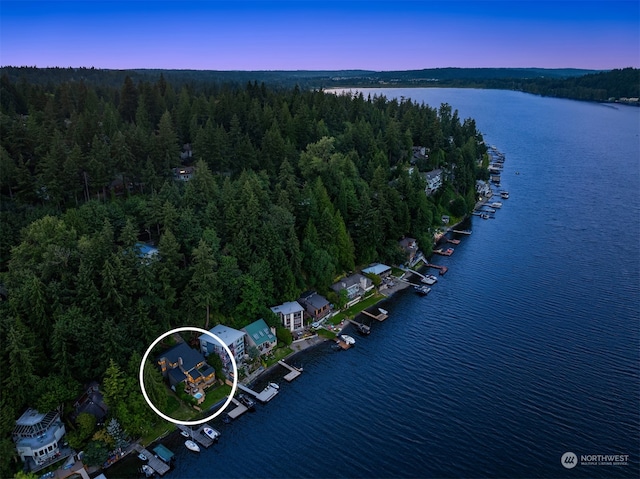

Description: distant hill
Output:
[1,66,637,102]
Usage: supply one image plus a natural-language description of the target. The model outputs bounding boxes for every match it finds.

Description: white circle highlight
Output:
[139,326,238,426]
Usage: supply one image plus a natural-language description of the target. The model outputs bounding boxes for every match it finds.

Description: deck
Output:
[278,360,302,382]
[226,398,248,419]
[176,424,218,448]
[238,383,279,403]
[132,444,170,476]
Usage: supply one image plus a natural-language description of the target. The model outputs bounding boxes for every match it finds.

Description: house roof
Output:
[424,169,442,180]
[299,292,330,309]
[243,319,276,347]
[201,325,246,347]
[362,263,391,276]
[270,301,304,316]
[157,342,204,371]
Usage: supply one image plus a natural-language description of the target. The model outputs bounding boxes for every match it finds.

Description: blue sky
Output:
[1,1,638,70]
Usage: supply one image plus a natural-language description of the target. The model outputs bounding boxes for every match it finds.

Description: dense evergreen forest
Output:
[2,66,637,103]
[0,71,488,476]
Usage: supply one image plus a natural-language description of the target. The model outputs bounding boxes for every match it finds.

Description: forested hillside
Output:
[0,72,487,476]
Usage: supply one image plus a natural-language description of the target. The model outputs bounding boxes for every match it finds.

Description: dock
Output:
[360,309,388,322]
[347,318,370,335]
[334,337,352,349]
[278,360,302,382]
[238,383,278,403]
[452,229,472,235]
[132,444,170,476]
[426,263,448,275]
[226,398,248,419]
[176,424,218,448]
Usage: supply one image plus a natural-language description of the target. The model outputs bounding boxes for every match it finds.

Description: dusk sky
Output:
[1,1,638,71]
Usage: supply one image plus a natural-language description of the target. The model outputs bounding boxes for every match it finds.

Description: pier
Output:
[278,360,303,382]
[132,444,170,476]
[452,229,472,235]
[347,318,370,334]
[426,263,448,275]
[360,309,388,321]
[226,398,248,419]
[238,383,279,403]
[334,337,352,349]
[176,424,218,448]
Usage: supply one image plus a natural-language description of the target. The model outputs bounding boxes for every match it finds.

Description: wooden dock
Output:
[426,263,448,275]
[132,444,170,476]
[347,319,370,334]
[360,309,388,322]
[238,383,278,403]
[176,424,218,448]
[278,360,302,382]
[226,398,248,419]
[334,337,352,349]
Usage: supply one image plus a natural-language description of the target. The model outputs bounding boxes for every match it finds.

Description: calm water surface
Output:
[110,89,639,479]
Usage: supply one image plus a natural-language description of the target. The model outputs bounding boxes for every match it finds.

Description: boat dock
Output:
[334,337,352,349]
[452,229,472,235]
[278,360,302,382]
[132,444,170,476]
[238,383,278,403]
[226,398,248,419]
[347,318,370,334]
[176,424,218,448]
[426,263,448,275]
[360,309,388,321]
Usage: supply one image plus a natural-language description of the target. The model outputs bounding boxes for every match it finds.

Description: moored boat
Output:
[340,334,356,345]
[141,464,155,477]
[500,190,510,199]
[138,453,148,461]
[490,201,503,208]
[378,307,388,315]
[203,427,220,441]
[414,285,431,296]
[180,430,190,438]
[269,382,280,390]
[185,439,200,452]
[421,274,438,285]
[238,394,256,410]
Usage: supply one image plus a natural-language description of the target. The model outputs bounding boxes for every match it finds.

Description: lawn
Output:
[264,346,293,368]
[331,292,384,323]
[200,383,232,411]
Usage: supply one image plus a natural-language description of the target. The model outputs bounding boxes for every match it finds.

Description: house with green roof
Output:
[242,319,277,356]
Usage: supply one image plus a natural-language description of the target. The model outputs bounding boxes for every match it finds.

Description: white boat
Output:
[180,430,190,438]
[269,382,280,390]
[185,439,200,452]
[500,191,510,199]
[378,308,388,315]
[138,452,148,461]
[414,285,431,296]
[141,464,155,477]
[203,427,220,441]
[340,334,356,345]
[490,202,503,208]
[421,274,438,285]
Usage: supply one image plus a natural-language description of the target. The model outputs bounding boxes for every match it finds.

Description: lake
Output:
[110,88,639,479]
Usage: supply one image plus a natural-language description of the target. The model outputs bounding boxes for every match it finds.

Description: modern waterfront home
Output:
[157,342,216,391]
[242,319,277,356]
[200,325,247,373]
[270,301,305,332]
[297,291,332,321]
[13,408,70,472]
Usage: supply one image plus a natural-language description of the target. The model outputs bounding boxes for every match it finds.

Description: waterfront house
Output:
[297,291,331,320]
[331,273,374,307]
[476,180,492,198]
[200,325,247,372]
[157,342,216,390]
[13,408,70,472]
[242,319,277,356]
[270,301,305,332]
[423,169,443,195]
